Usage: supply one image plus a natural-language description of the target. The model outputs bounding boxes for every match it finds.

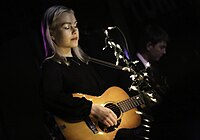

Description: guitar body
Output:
[55,86,142,140]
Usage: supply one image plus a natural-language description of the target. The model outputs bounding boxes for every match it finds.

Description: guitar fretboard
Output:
[117,94,145,113]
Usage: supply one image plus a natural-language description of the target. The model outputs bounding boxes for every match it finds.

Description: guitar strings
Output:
[104,95,145,113]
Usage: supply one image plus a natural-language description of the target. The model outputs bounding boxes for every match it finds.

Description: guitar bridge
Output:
[85,117,99,134]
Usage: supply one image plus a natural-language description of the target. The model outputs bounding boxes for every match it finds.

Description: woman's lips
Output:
[71,37,78,40]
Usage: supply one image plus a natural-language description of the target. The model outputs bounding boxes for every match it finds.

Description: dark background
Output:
[1,0,200,140]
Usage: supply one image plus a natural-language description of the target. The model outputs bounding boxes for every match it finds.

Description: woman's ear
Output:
[50,30,55,40]
[51,35,55,41]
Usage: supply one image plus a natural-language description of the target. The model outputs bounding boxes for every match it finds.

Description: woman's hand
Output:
[89,104,117,127]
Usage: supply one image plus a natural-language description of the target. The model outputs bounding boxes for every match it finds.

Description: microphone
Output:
[107,26,116,30]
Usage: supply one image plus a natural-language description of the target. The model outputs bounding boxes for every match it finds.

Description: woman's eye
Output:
[63,24,78,30]
[64,26,70,29]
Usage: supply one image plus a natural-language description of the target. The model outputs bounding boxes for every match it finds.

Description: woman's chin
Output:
[71,43,78,48]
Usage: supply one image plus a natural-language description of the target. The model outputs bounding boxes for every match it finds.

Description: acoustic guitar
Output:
[54,86,145,140]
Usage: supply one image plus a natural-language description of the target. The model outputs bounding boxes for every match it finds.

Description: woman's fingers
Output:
[102,108,117,127]
[90,104,118,127]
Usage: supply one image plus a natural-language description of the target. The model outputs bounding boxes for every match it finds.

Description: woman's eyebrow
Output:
[61,22,71,26]
[61,21,77,25]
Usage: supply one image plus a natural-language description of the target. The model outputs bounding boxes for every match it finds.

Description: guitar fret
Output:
[124,99,131,112]
[118,100,128,112]
[130,98,137,107]
[127,100,133,110]
[117,102,122,111]
[138,95,145,104]
[128,100,133,110]
[134,99,140,106]
[129,101,135,110]
[127,99,132,109]
[136,98,140,105]
[118,94,144,113]
[123,100,129,111]
[138,99,143,105]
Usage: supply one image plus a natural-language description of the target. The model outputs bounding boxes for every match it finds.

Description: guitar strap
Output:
[84,117,99,134]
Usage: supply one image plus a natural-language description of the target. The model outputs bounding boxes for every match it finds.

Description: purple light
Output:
[41,22,48,57]
[124,48,130,60]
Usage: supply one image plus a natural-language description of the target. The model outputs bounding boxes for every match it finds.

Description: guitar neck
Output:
[117,94,144,113]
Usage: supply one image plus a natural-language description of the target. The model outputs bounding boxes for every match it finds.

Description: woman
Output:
[40,5,118,139]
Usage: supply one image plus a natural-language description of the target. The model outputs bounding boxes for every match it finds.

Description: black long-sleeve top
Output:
[40,56,108,121]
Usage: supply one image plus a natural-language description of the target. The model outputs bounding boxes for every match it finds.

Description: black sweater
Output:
[41,56,108,121]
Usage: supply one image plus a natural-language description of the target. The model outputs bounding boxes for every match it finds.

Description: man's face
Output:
[148,41,167,61]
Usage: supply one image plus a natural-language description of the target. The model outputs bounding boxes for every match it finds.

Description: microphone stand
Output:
[88,56,135,73]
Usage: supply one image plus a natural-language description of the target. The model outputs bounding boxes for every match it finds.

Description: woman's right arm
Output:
[41,60,117,127]
[41,60,92,120]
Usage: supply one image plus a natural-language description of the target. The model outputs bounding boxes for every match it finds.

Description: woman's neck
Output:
[57,48,72,57]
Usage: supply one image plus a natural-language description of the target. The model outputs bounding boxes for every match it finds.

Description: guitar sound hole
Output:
[99,103,121,133]
[105,103,121,118]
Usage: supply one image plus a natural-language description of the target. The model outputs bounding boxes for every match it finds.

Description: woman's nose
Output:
[71,26,78,32]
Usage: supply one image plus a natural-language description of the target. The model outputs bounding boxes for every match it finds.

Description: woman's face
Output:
[50,12,79,49]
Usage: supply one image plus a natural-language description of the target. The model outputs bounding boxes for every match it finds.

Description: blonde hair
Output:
[41,5,87,63]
